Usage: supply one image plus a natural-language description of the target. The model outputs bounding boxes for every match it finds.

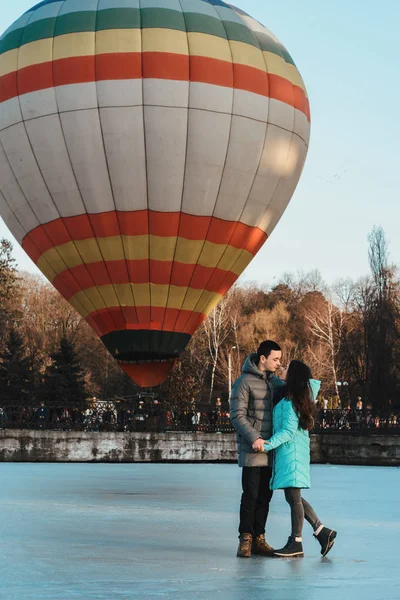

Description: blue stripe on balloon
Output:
[26,0,233,13]
[24,0,63,13]
[203,0,230,6]
[229,3,251,17]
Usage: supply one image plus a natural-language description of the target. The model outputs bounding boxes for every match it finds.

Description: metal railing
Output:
[0,405,399,434]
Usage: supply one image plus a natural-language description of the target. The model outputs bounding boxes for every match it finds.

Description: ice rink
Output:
[1,462,398,599]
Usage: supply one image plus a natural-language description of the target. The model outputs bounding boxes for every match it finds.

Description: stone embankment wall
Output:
[0,430,399,466]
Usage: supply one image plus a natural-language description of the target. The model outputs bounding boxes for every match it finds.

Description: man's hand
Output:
[252,438,266,452]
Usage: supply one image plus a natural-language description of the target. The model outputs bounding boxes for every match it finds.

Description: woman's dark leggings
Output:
[284,488,322,538]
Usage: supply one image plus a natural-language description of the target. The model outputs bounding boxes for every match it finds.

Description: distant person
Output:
[230,340,285,558]
[35,402,49,430]
[356,397,363,410]
[264,361,337,558]
[0,407,7,429]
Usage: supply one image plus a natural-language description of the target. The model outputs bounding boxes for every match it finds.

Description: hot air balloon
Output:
[0,0,310,387]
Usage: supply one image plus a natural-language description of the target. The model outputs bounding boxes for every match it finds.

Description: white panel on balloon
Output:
[97,80,143,109]
[181,108,231,217]
[100,106,148,212]
[189,82,233,115]
[0,99,22,133]
[214,115,267,223]
[0,142,37,236]
[60,109,115,215]
[0,123,60,226]
[143,80,189,110]
[25,114,85,219]
[241,124,293,229]
[20,88,58,122]
[261,135,307,237]
[144,106,187,213]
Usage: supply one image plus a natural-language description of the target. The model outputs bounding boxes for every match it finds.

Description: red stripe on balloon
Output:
[268,73,294,107]
[86,306,207,337]
[234,63,268,97]
[51,259,239,300]
[0,53,309,120]
[22,211,268,262]
[190,55,233,88]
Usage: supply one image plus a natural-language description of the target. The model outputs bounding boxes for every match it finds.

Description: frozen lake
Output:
[0,463,399,600]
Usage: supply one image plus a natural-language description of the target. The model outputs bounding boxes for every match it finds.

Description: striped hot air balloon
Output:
[0,0,310,387]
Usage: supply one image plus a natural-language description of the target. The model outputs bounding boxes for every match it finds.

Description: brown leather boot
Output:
[237,534,252,558]
[252,534,274,556]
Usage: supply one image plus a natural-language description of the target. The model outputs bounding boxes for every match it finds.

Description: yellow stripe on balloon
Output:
[150,282,169,307]
[114,283,136,306]
[36,235,253,282]
[96,28,141,54]
[263,52,307,94]
[53,32,95,61]
[0,31,308,102]
[68,283,223,317]
[122,235,160,262]
[187,32,232,63]
[18,37,53,69]
[70,287,107,314]
[142,28,188,55]
[201,292,227,316]
[230,40,266,72]
[0,29,300,90]
[182,287,218,312]
[0,48,18,77]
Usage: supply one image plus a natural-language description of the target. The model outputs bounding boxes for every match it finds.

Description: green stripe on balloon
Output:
[0,7,295,65]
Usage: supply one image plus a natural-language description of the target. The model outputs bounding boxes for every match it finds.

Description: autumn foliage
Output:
[1,227,399,411]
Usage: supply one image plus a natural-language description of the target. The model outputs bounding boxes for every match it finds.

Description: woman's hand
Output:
[252,438,266,452]
[279,365,289,381]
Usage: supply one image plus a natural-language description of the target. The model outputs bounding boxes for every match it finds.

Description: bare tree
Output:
[203,298,231,404]
[306,298,347,397]
[368,226,389,301]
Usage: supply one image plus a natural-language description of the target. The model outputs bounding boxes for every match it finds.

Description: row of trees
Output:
[0,227,399,411]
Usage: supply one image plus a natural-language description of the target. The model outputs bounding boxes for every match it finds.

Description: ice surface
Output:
[0,463,399,599]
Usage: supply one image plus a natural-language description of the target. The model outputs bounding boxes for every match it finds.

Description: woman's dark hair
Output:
[285,360,316,430]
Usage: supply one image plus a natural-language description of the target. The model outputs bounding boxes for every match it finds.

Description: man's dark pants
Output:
[239,466,273,536]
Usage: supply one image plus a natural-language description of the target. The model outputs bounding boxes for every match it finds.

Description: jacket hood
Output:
[242,353,274,380]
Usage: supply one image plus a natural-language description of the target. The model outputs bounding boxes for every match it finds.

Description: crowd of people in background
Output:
[0,398,231,433]
[0,395,399,433]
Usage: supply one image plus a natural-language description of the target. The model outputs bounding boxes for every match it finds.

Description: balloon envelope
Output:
[0,0,310,387]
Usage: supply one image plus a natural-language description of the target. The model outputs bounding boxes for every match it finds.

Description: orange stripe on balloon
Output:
[142,52,189,80]
[22,211,268,261]
[86,306,207,337]
[0,71,17,102]
[95,52,143,80]
[234,63,269,97]
[190,55,233,88]
[51,259,239,300]
[268,73,294,107]
[0,53,309,120]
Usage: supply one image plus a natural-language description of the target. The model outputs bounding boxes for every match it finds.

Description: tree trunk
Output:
[209,353,217,405]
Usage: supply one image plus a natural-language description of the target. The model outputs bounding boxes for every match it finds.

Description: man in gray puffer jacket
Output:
[230,340,285,558]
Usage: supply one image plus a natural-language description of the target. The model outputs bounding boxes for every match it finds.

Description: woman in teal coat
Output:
[264,360,337,558]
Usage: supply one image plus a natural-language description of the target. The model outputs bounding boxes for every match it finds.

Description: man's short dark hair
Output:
[257,340,281,359]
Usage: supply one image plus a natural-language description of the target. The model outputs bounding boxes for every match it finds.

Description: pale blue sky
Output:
[0,0,399,285]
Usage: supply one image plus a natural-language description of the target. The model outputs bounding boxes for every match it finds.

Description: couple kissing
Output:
[229,340,337,559]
